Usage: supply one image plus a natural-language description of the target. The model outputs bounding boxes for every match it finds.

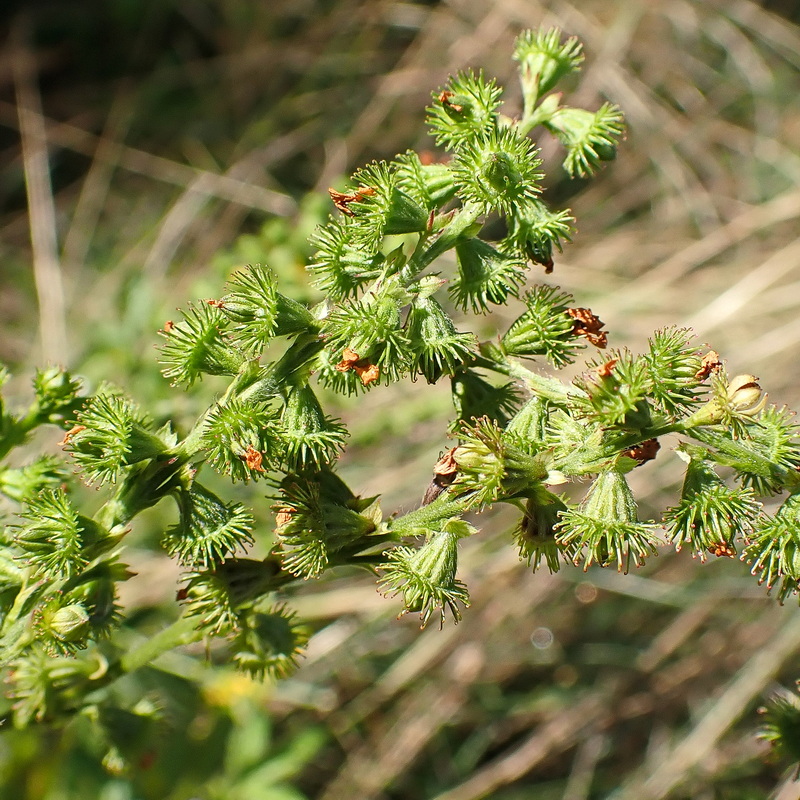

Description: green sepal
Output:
[426,70,502,149]
[514,491,572,572]
[274,471,382,578]
[380,519,473,627]
[321,277,412,385]
[556,468,659,571]
[308,218,385,300]
[395,151,457,210]
[181,558,284,636]
[505,396,551,454]
[278,385,347,470]
[501,198,574,271]
[14,488,111,580]
[691,405,800,496]
[217,265,317,355]
[513,27,584,101]
[450,369,521,429]
[32,368,84,426]
[742,492,800,603]
[405,295,475,383]
[0,456,68,503]
[663,450,761,558]
[452,239,526,313]
[232,603,310,680]
[162,483,254,569]
[199,397,282,482]
[642,327,702,418]
[759,686,800,765]
[159,303,246,386]
[67,388,170,485]
[452,126,542,215]
[571,350,653,431]
[544,103,625,178]
[347,162,429,250]
[7,647,108,728]
[451,416,551,508]
[501,285,580,367]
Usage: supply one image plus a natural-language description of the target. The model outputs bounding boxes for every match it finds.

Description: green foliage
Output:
[451,125,543,214]
[427,70,503,149]
[2,24,800,773]
[500,285,581,367]
[759,685,800,765]
[163,483,254,568]
[513,27,585,99]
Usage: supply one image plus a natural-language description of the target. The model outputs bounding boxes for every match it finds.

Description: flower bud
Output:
[743,492,800,603]
[0,456,66,503]
[381,519,472,627]
[726,374,764,413]
[279,385,347,470]
[453,439,498,472]
[48,603,91,643]
[556,468,659,571]
[452,238,526,313]
[452,126,542,214]
[513,28,584,98]
[664,450,760,559]
[514,492,570,572]
[505,397,550,450]
[405,296,474,383]
[381,188,429,236]
[33,367,83,423]
[232,605,310,679]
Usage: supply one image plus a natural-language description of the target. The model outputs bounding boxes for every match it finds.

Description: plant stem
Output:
[402,203,483,282]
[119,615,200,675]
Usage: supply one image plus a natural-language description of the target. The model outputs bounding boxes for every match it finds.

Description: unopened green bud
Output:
[414,161,457,208]
[557,469,658,571]
[381,519,472,627]
[452,239,526,312]
[33,367,83,423]
[0,456,66,503]
[406,295,474,383]
[453,439,497,472]
[382,188,429,236]
[49,603,91,643]
[279,385,347,470]
[483,152,522,194]
[513,28,584,98]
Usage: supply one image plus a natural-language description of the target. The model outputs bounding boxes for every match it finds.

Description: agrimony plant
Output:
[2,27,800,767]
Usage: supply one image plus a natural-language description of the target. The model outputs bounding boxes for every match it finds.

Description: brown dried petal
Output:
[583,330,608,348]
[707,541,736,558]
[567,307,607,349]
[595,359,618,379]
[328,186,376,216]
[622,438,660,465]
[422,448,459,505]
[695,350,722,381]
[243,445,265,473]
[275,507,294,528]
[59,425,86,446]
[354,362,380,386]
[433,447,459,478]
[438,90,463,112]
[335,347,361,372]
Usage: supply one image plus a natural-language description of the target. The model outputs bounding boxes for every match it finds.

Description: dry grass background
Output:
[3,0,800,797]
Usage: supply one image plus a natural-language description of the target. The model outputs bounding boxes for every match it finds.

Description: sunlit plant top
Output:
[2,27,799,763]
